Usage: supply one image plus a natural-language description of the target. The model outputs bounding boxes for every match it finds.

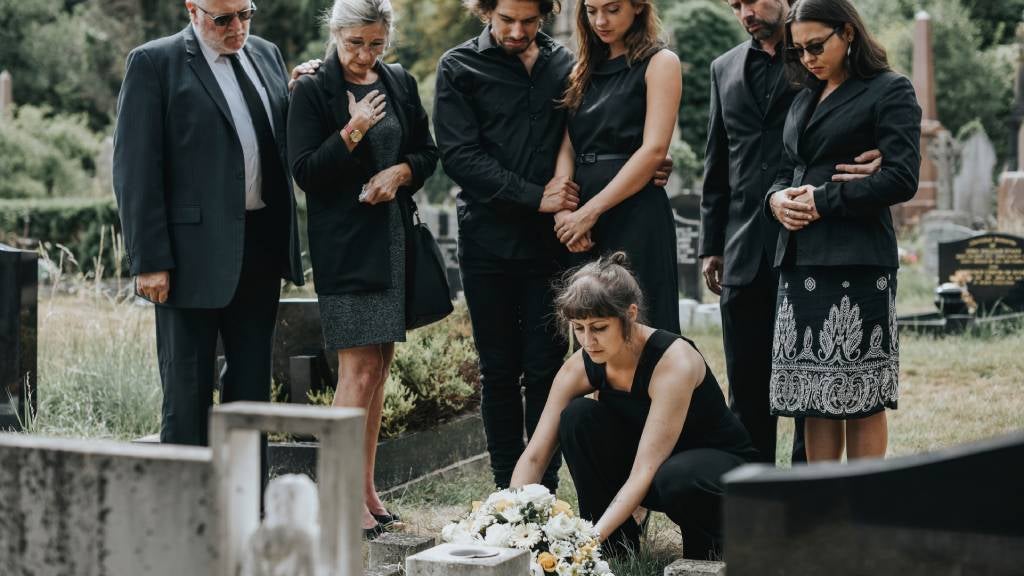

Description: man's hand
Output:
[769,185,817,231]
[702,256,724,296]
[653,154,673,187]
[137,271,170,304]
[539,176,580,214]
[832,149,882,182]
[554,205,598,247]
[556,211,594,253]
[288,58,322,91]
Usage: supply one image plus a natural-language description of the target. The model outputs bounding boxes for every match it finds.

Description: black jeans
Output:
[459,242,565,491]
[559,398,746,560]
[720,256,806,464]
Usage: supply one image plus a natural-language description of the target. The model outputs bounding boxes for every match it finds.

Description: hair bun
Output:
[606,251,629,267]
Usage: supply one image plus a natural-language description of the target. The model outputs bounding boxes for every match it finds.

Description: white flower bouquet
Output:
[441,484,614,576]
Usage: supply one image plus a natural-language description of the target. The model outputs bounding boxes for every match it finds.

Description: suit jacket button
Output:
[761,162,769,171]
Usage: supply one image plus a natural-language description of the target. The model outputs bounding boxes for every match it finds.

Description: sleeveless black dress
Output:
[561,329,756,559]
[569,53,680,333]
[581,330,756,459]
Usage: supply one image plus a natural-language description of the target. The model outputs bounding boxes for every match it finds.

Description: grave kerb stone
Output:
[406,543,529,576]
[664,558,727,576]
[369,532,437,568]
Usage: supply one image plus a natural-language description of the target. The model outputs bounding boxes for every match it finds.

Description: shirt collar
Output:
[475,25,555,56]
[748,39,784,58]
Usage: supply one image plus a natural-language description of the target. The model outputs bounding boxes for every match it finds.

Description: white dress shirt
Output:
[193,25,275,210]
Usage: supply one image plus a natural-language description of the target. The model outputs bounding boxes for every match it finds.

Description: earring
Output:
[846,44,852,57]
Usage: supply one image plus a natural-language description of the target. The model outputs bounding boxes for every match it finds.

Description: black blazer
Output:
[113,26,304,309]
[288,54,438,295]
[700,41,798,286]
[765,71,921,269]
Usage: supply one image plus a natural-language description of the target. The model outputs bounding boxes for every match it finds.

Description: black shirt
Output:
[745,40,784,116]
[434,27,576,260]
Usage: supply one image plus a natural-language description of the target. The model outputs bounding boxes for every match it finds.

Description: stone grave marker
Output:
[0,70,11,120]
[670,193,702,301]
[0,243,37,430]
[369,532,437,569]
[406,543,529,576]
[918,210,978,280]
[723,431,1024,575]
[997,171,1024,228]
[953,127,997,222]
[664,558,727,576]
[938,232,1024,311]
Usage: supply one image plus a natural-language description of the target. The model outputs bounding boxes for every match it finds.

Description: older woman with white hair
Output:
[287,0,438,539]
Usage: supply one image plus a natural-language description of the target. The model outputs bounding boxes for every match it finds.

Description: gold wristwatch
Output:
[343,122,364,144]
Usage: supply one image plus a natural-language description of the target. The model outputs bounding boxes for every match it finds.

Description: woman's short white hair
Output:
[324,0,395,38]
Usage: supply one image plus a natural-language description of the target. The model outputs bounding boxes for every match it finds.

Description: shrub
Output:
[0,105,103,199]
[0,197,121,276]
[308,303,481,439]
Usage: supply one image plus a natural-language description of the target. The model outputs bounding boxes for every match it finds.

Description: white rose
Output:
[484,523,513,548]
[518,484,555,508]
[441,521,473,544]
[543,513,577,541]
[470,514,496,534]
[593,559,613,575]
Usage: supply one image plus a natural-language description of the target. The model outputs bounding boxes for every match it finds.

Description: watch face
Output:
[351,129,363,142]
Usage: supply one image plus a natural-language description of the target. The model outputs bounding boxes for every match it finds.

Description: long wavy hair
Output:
[784,0,890,86]
[561,0,665,111]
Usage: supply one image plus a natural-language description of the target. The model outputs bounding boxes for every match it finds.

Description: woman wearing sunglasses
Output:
[764,0,921,462]
[287,0,437,539]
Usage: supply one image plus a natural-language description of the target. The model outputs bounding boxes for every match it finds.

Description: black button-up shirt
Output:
[434,27,575,260]
[746,41,783,116]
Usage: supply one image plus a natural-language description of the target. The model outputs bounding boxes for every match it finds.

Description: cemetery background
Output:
[3,0,1024,575]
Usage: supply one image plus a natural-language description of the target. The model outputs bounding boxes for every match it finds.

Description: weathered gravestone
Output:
[670,193,702,301]
[0,243,37,430]
[919,210,978,281]
[723,431,1024,576]
[406,543,529,576]
[0,70,11,120]
[938,232,1024,311]
[953,127,997,223]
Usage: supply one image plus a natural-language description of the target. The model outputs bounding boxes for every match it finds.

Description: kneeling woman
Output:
[510,253,757,560]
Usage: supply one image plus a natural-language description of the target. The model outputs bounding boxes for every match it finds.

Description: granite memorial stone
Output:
[670,193,702,301]
[0,243,37,430]
[938,232,1024,311]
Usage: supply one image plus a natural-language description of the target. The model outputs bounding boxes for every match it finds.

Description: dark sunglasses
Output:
[194,2,257,27]
[786,27,840,61]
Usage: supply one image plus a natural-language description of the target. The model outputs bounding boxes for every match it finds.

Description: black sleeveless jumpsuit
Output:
[568,53,681,333]
[559,330,757,560]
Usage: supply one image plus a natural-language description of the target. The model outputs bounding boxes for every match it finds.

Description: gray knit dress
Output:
[319,79,406,350]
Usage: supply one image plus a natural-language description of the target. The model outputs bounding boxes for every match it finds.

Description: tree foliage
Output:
[664,0,746,167]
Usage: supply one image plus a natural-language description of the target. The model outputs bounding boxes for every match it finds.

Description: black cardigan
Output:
[288,53,438,294]
[764,71,921,269]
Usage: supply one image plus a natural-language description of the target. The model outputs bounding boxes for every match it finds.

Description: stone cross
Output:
[927,128,959,211]
[211,402,365,576]
[0,70,11,120]
[905,11,942,222]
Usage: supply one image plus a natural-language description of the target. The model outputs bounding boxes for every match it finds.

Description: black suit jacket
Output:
[700,41,798,286]
[765,72,921,268]
[113,26,304,308]
[287,54,438,295]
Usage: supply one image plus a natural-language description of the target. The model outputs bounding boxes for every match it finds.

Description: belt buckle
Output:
[579,153,597,164]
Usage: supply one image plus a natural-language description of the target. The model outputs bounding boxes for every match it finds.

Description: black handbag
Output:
[404,201,454,330]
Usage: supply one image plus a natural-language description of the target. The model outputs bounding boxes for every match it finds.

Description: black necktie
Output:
[227,52,283,206]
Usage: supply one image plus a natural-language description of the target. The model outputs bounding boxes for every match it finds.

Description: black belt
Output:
[575,153,631,165]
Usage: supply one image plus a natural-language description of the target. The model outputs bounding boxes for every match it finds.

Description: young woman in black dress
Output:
[510,253,756,560]
[549,0,683,333]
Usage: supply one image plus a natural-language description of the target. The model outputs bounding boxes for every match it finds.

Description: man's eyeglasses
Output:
[786,27,840,61]
[194,2,257,27]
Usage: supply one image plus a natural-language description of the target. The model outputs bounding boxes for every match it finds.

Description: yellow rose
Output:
[551,500,574,517]
[537,552,558,572]
[471,501,482,512]
[493,500,512,513]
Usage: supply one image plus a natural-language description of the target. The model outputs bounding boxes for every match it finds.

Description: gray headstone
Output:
[927,128,958,211]
[723,431,1024,575]
[0,243,37,430]
[918,211,980,281]
[664,558,727,576]
[670,194,702,301]
[369,533,436,568]
[365,565,402,576]
[0,70,11,120]
[953,128,997,222]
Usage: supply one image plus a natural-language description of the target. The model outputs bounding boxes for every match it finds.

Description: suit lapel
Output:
[787,88,816,161]
[805,77,867,132]
[183,26,236,133]
[738,40,763,117]
[323,54,351,132]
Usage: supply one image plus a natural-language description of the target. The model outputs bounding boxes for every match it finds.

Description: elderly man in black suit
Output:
[700,0,881,465]
[113,0,307,448]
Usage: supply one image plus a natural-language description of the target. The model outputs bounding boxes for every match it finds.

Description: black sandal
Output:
[363,522,387,540]
[372,510,402,529]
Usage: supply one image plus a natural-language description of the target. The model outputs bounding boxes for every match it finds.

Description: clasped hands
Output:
[770,185,819,231]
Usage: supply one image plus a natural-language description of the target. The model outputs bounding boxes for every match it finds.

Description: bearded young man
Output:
[700,0,881,465]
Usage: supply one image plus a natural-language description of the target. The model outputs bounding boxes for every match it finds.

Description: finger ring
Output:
[785,209,791,217]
